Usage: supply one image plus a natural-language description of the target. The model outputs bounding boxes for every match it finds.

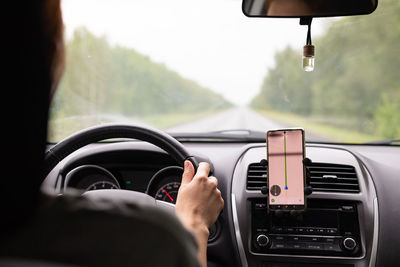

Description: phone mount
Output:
[260,157,313,217]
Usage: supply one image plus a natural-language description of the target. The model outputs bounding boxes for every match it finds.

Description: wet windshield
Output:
[49,0,400,143]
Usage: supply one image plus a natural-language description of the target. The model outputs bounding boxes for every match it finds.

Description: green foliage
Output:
[251,47,314,115]
[374,94,400,139]
[251,0,400,138]
[50,27,231,135]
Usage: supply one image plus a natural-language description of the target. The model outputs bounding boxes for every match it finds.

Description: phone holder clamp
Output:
[259,158,313,217]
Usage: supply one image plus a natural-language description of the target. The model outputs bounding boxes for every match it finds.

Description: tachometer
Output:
[155,181,180,204]
[87,181,120,191]
[65,165,121,192]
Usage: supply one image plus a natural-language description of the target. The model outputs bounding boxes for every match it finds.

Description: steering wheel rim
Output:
[44,123,202,180]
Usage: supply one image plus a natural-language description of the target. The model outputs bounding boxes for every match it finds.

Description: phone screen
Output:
[267,129,305,210]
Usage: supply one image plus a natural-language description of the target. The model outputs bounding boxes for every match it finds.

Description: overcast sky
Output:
[62,0,334,105]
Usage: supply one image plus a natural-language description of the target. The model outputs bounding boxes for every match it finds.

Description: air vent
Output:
[246,163,267,190]
[308,163,360,193]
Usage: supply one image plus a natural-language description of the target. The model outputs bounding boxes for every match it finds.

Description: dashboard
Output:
[43,140,400,267]
[60,149,183,204]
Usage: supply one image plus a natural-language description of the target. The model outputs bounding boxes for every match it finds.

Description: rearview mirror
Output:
[242,0,378,18]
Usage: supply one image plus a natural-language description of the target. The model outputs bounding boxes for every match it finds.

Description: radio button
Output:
[299,236,311,242]
[286,227,295,233]
[256,234,270,247]
[322,237,336,243]
[273,227,283,233]
[306,243,324,250]
[300,236,320,242]
[306,228,315,234]
[322,228,332,234]
[296,228,306,234]
[290,242,306,249]
[326,228,338,235]
[324,243,341,252]
[288,236,300,242]
[343,237,357,251]
[273,243,286,249]
[273,236,286,241]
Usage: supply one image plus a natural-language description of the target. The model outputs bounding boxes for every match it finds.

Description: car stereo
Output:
[251,199,362,257]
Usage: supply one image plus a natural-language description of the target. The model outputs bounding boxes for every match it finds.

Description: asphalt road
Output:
[167,107,282,133]
[167,107,329,141]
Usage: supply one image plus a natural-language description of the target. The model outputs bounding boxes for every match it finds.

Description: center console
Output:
[251,199,361,257]
[231,145,378,267]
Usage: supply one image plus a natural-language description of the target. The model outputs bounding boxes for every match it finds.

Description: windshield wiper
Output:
[364,139,400,145]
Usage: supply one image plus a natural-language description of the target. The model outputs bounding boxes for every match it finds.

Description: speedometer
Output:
[146,166,183,204]
[155,181,180,204]
[147,166,220,242]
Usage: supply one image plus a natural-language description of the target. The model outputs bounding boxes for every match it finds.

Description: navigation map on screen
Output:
[267,130,304,206]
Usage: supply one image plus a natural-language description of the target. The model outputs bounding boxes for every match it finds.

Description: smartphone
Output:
[266,128,306,211]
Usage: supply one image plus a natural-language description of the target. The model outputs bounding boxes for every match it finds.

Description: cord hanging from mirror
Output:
[306,22,312,46]
[300,17,315,72]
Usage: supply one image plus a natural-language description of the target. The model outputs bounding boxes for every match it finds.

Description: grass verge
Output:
[48,110,219,142]
[257,109,381,143]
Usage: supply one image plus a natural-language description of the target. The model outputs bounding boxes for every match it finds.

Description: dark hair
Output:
[0,0,64,237]
[42,0,65,98]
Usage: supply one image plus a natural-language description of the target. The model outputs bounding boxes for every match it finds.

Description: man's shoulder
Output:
[3,191,201,267]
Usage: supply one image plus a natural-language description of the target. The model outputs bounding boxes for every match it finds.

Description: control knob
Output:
[256,234,270,247]
[343,237,357,251]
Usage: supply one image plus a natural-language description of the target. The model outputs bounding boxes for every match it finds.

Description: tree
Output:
[251,0,400,137]
[51,27,231,121]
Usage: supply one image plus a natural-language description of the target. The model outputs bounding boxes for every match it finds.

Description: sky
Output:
[62,0,334,105]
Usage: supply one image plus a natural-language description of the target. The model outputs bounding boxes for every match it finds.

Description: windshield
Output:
[49,0,400,143]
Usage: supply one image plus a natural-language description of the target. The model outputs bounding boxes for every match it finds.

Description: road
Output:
[167,107,328,141]
[167,107,282,132]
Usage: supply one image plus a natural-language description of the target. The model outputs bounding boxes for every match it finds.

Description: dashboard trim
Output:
[369,197,378,267]
[232,193,249,267]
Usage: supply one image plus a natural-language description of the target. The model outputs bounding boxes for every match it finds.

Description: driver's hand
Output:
[175,161,224,232]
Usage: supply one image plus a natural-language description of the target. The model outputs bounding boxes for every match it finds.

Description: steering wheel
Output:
[44,123,211,210]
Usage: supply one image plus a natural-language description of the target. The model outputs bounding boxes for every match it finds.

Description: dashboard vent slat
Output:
[246,163,267,190]
[309,162,360,193]
[246,161,360,193]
